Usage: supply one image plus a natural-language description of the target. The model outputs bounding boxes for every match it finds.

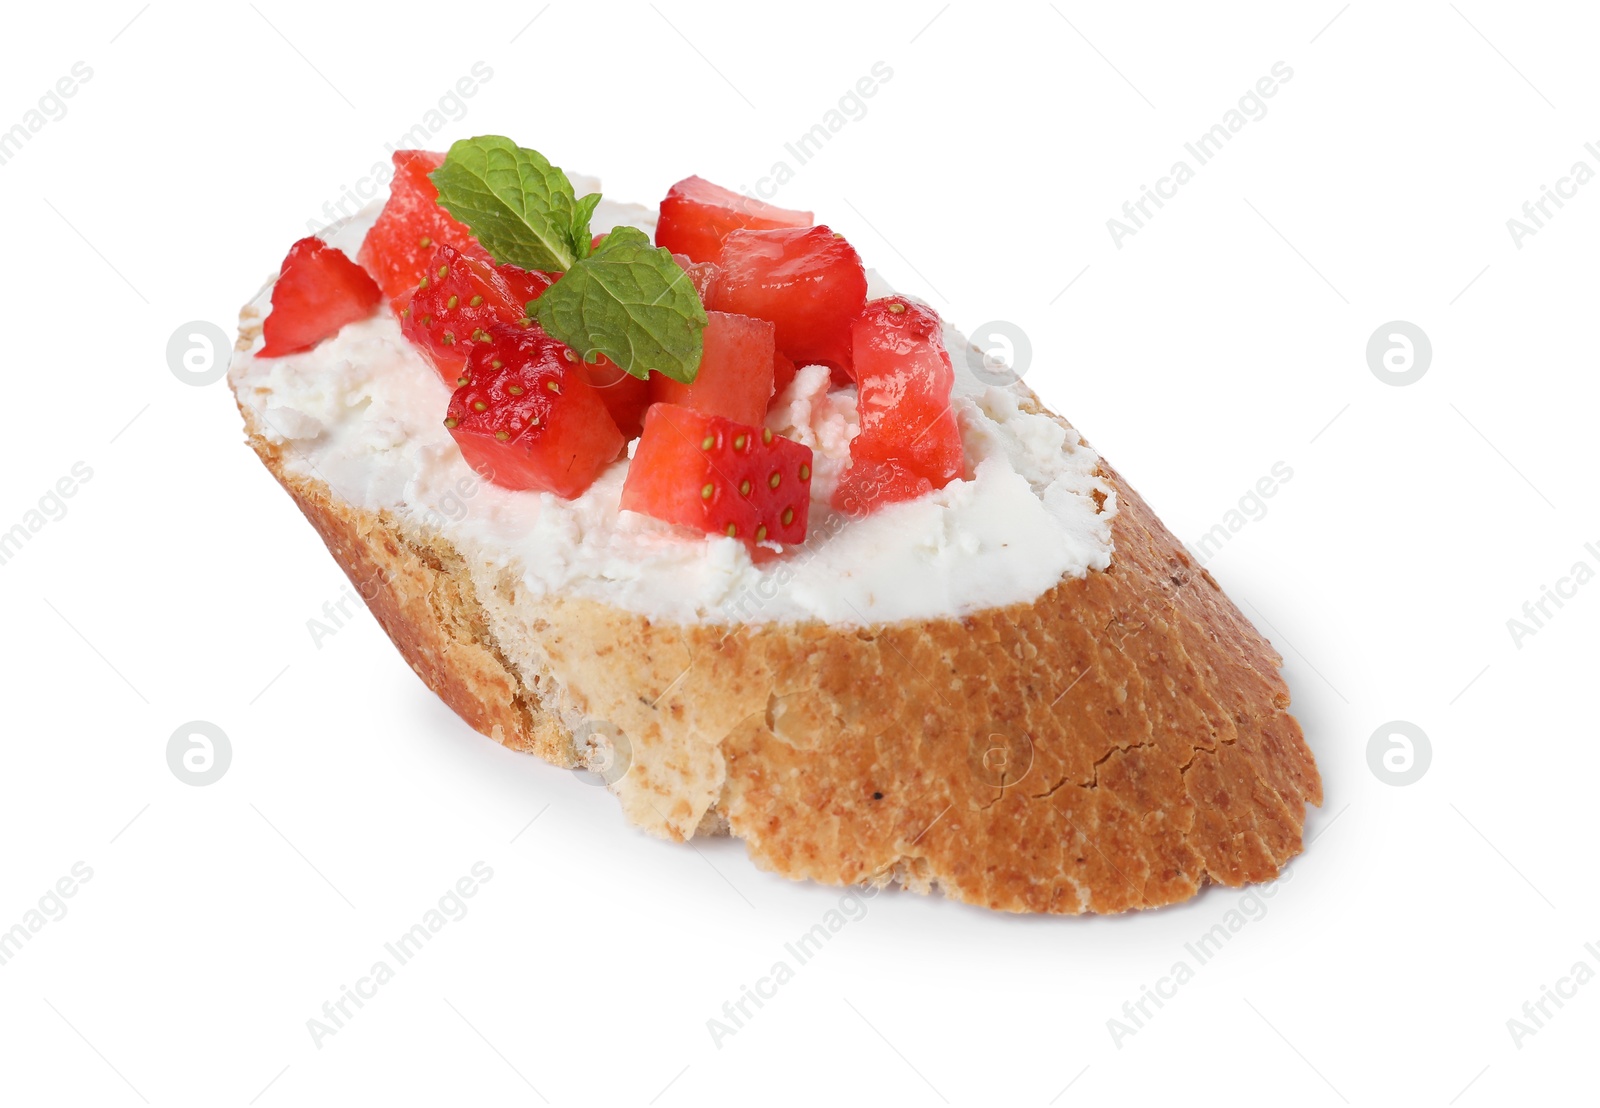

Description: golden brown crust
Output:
[232,327,1321,914]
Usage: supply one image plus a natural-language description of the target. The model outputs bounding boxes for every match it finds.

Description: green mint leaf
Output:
[430,136,586,271]
[570,193,602,261]
[533,227,707,383]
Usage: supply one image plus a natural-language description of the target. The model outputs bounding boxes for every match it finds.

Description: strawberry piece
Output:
[582,353,651,439]
[621,404,812,546]
[770,350,797,400]
[259,237,383,357]
[710,225,867,376]
[445,325,624,498]
[500,267,559,309]
[656,176,812,264]
[832,297,964,513]
[358,151,491,300]
[832,459,935,516]
[650,311,775,428]
[399,244,556,383]
[671,253,721,303]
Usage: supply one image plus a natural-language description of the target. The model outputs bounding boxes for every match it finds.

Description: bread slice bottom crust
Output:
[233,378,1321,915]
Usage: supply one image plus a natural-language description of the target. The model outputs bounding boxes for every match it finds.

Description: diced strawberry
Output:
[399,244,556,383]
[445,325,624,499]
[671,253,721,303]
[710,225,867,376]
[621,404,812,547]
[581,353,651,439]
[259,237,383,357]
[656,176,812,264]
[770,350,797,400]
[500,266,560,310]
[650,311,774,428]
[358,151,491,300]
[832,459,936,516]
[832,298,964,513]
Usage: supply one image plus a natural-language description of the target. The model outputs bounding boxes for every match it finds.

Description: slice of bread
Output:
[230,300,1321,914]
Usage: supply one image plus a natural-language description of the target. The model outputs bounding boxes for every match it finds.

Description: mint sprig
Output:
[569,192,602,263]
[430,136,702,381]
[430,136,598,273]
[532,227,707,383]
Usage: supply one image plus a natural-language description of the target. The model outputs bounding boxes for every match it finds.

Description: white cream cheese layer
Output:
[229,189,1115,625]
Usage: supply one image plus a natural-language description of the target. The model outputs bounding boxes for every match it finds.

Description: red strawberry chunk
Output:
[259,237,383,357]
[832,297,964,513]
[445,325,624,499]
[399,243,556,383]
[832,459,936,516]
[358,151,492,300]
[656,176,812,264]
[621,404,812,547]
[582,353,651,440]
[500,266,560,310]
[711,225,867,377]
[650,311,775,428]
[770,350,797,401]
[670,252,721,303]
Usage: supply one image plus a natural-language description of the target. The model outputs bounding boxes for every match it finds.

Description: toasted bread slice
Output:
[231,295,1321,913]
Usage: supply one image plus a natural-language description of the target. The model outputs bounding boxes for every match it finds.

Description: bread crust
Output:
[233,328,1321,915]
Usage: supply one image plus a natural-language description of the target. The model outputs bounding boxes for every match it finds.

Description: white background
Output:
[2,1,1596,1105]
